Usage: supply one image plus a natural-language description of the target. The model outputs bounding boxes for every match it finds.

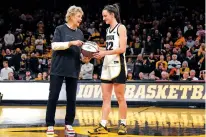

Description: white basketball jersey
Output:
[103,23,126,67]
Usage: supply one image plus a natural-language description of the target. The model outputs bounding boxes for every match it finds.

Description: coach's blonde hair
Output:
[65,5,84,22]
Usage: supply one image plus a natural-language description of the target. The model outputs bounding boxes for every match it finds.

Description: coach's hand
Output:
[69,40,84,47]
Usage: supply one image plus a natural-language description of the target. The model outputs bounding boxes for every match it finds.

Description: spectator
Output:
[186,36,195,49]
[35,35,44,53]
[37,59,44,73]
[0,61,13,80]
[35,73,43,81]
[174,31,186,50]
[189,70,198,80]
[155,55,167,71]
[126,57,134,73]
[22,70,33,81]
[161,71,169,80]
[80,57,94,80]
[42,72,48,80]
[29,53,39,73]
[185,50,197,70]
[141,57,152,79]
[197,43,205,71]
[93,73,99,81]
[127,72,133,81]
[181,72,190,81]
[148,52,157,71]
[4,30,15,49]
[8,72,15,80]
[133,54,143,80]
[168,54,181,72]
[179,61,190,77]
[151,29,162,54]
[19,54,28,74]
[151,63,164,80]
[138,72,144,80]
[199,70,206,81]
[13,48,22,71]
[3,49,14,67]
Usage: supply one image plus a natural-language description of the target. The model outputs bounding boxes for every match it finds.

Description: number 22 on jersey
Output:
[106,42,113,50]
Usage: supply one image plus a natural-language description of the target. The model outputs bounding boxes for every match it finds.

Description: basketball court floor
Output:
[0,106,204,137]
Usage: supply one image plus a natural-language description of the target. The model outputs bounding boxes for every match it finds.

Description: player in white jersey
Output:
[89,3,127,135]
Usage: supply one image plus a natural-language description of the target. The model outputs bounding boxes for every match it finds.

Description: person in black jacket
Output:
[45,5,84,135]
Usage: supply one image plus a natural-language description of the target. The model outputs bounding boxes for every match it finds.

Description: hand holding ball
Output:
[81,41,99,58]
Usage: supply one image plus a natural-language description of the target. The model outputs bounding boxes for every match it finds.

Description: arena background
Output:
[0,0,205,107]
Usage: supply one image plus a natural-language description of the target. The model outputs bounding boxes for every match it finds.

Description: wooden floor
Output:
[0,106,205,137]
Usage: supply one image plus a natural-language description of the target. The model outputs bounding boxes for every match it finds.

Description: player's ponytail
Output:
[112,3,121,23]
[103,3,121,23]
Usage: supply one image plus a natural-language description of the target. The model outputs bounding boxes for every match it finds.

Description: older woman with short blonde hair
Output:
[46,5,85,135]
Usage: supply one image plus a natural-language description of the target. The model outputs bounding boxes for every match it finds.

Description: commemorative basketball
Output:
[81,41,99,58]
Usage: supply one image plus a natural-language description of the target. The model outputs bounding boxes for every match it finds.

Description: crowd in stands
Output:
[0,1,205,81]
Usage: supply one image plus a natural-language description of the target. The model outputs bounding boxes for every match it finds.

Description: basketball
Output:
[81,41,99,58]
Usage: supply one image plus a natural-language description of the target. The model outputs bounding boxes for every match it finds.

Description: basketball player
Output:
[45,6,84,135]
[89,4,128,135]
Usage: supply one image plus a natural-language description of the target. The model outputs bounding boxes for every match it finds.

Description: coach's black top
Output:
[50,24,84,78]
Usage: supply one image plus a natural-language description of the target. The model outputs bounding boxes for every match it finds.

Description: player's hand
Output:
[93,51,105,59]
[70,40,84,47]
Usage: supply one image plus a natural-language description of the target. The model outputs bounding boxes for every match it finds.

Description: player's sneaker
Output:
[65,125,75,134]
[118,123,127,135]
[46,126,54,135]
[88,123,108,134]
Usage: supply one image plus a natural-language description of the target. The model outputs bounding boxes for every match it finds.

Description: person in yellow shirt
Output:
[179,61,190,77]
[156,55,168,71]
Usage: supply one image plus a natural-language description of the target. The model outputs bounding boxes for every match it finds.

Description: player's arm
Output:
[104,25,127,55]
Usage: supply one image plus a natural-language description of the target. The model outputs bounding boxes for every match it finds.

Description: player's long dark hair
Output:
[103,3,121,23]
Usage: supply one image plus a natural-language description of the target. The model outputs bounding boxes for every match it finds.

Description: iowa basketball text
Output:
[76,83,205,101]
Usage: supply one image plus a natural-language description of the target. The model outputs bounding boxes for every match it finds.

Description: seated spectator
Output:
[8,72,15,80]
[197,43,205,70]
[80,57,94,80]
[127,57,134,73]
[174,31,186,50]
[151,63,164,79]
[199,70,206,81]
[180,61,190,77]
[22,70,34,81]
[181,72,190,81]
[148,52,157,71]
[168,54,181,74]
[35,73,43,81]
[93,73,99,81]
[37,59,44,73]
[42,72,48,80]
[19,54,28,74]
[166,54,171,63]
[142,57,152,79]
[161,71,169,80]
[0,61,13,80]
[138,72,144,80]
[133,54,143,80]
[127,72,133,81]
[186,36,195,49]
[156,55,167,71]
[189,70,198,80]
[35,35,44,53]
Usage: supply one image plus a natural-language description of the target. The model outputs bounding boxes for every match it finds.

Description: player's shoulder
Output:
[118,24,126,30]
